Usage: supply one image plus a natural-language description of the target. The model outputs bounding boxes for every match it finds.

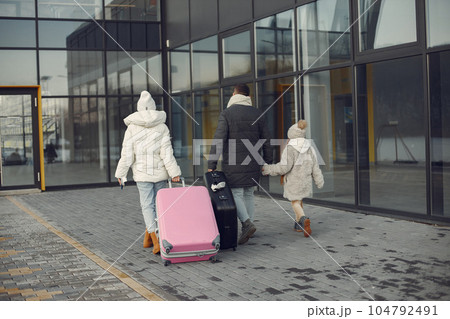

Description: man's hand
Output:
[172,176,180,182]
[207,169,214,172]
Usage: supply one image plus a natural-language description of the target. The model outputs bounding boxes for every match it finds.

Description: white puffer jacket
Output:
[114,109,181,183]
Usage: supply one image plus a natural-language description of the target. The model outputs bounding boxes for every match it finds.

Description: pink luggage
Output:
[156,178,220,266]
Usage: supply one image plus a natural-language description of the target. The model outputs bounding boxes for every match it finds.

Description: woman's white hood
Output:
[123,110,166,128]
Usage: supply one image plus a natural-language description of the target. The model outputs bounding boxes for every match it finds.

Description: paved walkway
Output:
[1,185,450,301]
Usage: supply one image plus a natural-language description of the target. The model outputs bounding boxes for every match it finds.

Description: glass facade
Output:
[426,0,450,48]
[0,94,34,186]
[429,51,450,216]
[356,57,426,213]
[222,31,252,78]
[255,10,295,77]
[192,36,219,89]
[171,94,194,180]
[298,0,350,69]
[1,0,449,221]
[164,0,450,221]
[359,0,417,51]
[302,68,354,204]
[0,0,162,189]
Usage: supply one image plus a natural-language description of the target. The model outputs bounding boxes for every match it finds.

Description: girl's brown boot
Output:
[143,230,153,248]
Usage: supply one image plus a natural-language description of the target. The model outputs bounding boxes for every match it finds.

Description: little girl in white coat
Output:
[262,120,324,237]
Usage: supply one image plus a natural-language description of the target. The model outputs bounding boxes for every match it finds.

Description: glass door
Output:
[0,88,40,189]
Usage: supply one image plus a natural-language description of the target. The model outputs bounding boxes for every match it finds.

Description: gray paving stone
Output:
[2,187,450,301]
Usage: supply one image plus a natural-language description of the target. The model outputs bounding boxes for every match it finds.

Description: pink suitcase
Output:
[156,178,220,266]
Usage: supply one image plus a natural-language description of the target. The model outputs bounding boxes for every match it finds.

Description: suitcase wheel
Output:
[164,260,171,267]
[209,256,217,263]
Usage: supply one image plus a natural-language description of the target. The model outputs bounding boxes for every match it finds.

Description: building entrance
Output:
[0,87,43,190]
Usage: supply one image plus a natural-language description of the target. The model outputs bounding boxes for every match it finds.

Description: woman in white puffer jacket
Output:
[115,91,181,254]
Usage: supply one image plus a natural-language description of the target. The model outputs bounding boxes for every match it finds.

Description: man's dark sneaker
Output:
[299,216,311,238]
[294,221,303,232]
[238,219,256,245]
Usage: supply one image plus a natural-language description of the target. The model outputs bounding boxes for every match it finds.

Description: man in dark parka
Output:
[208,84,273,245]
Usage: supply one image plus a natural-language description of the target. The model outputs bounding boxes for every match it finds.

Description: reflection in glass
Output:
[105,0,160,21]
[128,52,162,95]
[356,57,426,213]
[258,77,297,195]
[298,0,350,69]
[170,45,191,93]
[107,51,159,96]
[429,51,450,216]
[0,0,35,17]
[255,10,295,77]
[0,19,35,47]
[109,97,133,181]
[171,95,193,180]
[192,36,219,89]
[40,21,102,49]
[0,50,37,85]
[193,89,220,176]
[0,94,34,186]
[42,98,108,185]
[223,31,251,78]
[426,0,450,48]
[301,68,354,204]
[38,0,102,19]
[359,0,416,51]
[40,51,104,96]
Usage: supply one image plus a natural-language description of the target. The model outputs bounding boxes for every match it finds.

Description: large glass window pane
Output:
[171,94,194,180]
[258,77,297,196]
[109,96,133,182]
[192,36,219,89]
[105,0,160,21]
[0,0,35,17]
[107,51,152,96]
[359,0,416,51]
[0,50,37,85]
[298,0,350,70]
[426,0,450,48]
[301,68,354,204]
[40,50,104,96]
[170,45,191,93]
[40,21,102,49]
[38,0,102,19]
[256,10,295,77]
[222,31,251,78]
[0,19,35,47]
[130,51,162,95]
[429,51,450,216]
[356,56,426,213]
[43,97,108,186]
[193,89,220,176]
[0,94,34,186]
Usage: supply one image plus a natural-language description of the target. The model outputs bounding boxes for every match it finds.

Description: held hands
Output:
[261,165,269,176]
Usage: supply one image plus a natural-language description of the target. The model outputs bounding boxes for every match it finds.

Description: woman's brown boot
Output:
[143,230,153,248]
[150,232,160,254]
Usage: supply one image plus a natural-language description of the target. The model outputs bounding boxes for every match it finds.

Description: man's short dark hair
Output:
[234,84,250,96]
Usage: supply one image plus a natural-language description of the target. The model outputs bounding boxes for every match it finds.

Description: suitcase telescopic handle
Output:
[168,176,185,188]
